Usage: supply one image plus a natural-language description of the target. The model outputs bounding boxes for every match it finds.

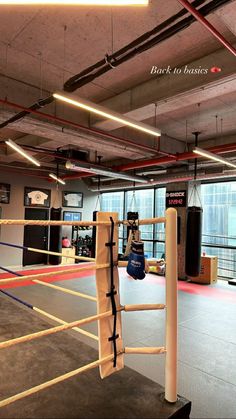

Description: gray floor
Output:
[2,266,236,419]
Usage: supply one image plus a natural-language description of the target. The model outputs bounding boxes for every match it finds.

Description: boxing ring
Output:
[0,209,187,416]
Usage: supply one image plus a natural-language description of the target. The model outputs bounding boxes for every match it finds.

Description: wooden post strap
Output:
[124,347,166,354]
[118,259,165,268]
[123,304,165,312]
[121,217,166,226]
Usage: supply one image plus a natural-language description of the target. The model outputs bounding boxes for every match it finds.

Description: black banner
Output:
[166,190,187,208]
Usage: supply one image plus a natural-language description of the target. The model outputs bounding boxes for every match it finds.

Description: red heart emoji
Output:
[211,67,222,73]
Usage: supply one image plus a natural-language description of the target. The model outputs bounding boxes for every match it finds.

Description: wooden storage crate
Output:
[189,255,218,284]
[61,247,76,265]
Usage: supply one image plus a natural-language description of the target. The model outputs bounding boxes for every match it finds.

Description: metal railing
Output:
[202,233,236,279]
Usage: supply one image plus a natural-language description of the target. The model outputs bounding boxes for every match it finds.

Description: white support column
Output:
[165,208,178,403]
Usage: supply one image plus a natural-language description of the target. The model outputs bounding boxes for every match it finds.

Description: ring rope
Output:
[0,241,95,263]
[0,216,166,227]
[34,280,97,302]
[0,352,121,409]
[0,310,113,350]
[0,265,96,302]
[0,265,22,277]
[0,263,109,285]
[34,308,98,341]
[0,220,111,226]
[0,289,98,341]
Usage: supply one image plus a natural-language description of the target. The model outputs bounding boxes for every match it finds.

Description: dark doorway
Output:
[23,208,49,266]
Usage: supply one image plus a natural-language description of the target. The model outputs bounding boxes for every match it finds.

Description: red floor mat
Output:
[0,264,95,289]
[122,269,236,304]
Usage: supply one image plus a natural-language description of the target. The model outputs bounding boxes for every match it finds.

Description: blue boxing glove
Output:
[127,241,146,280]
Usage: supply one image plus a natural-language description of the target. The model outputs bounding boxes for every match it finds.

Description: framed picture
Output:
[62,191,83,208]
[63,211,82,222]
[0,183,10,204]
[24,187,51,208]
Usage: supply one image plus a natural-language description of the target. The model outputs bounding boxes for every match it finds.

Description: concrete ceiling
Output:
[0,0,236,184]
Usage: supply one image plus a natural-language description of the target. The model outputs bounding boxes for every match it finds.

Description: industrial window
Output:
[201,181,236,279]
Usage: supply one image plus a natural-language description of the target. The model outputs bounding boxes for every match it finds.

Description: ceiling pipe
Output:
[88,170,236,192]
[0,99,170,157]
[176,0,236,57]
[115,143,236,172]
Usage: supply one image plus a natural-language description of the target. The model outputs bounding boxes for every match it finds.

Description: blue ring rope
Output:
[0,265,23,277]
[0,241,27,251]
[0,289,33,309]
[0,265,33,309]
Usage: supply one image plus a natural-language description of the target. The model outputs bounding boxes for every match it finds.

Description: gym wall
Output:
[0,172,98,267]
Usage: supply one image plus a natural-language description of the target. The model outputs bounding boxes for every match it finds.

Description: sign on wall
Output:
[166,190,187,208]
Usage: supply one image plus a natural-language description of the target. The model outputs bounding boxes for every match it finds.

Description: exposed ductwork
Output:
[65,160,149,183]
[87,169,236,192]
[115,143,236,172]
[0,99,166,159]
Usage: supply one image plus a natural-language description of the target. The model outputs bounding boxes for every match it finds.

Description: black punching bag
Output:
[185,206,203,277]
[91,211,97,259]
[49,207,62,265]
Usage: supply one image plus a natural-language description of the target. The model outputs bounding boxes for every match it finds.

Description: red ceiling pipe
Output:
[177,0,236,57]
[115,143,236,171]
[0,99,172,157]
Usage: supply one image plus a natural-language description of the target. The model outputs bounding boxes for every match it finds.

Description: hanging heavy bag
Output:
[49,207,62,265]
[185,206,203,277]
[127,240,146,280]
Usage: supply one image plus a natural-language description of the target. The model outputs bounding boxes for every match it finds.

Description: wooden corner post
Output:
[95,212,124,378]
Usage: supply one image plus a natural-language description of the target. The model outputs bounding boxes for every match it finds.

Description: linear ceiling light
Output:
[5,139,41,167]
[49,173,66,185]
[0,1,148,5]
[66,161,149,183]
[53,92,161,137]
[193,147,236,169]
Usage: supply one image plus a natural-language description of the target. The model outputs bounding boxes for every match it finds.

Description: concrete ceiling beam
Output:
[0,110,156,161]
[91,45,236,131]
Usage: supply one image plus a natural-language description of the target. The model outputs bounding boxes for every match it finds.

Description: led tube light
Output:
[66,161,148,183]
[53,92,161,138]
[49,173,66,185]
[0,1,148,5]
[5,139,41,167]
[193,147,236,169]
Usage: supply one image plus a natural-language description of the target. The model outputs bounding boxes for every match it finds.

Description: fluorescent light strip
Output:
[193,147,236,169]
[53,92,161,138]
[66,161,148,183]
[5,139,41,167]
[0,0,148,5]
[49,173,66,185]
